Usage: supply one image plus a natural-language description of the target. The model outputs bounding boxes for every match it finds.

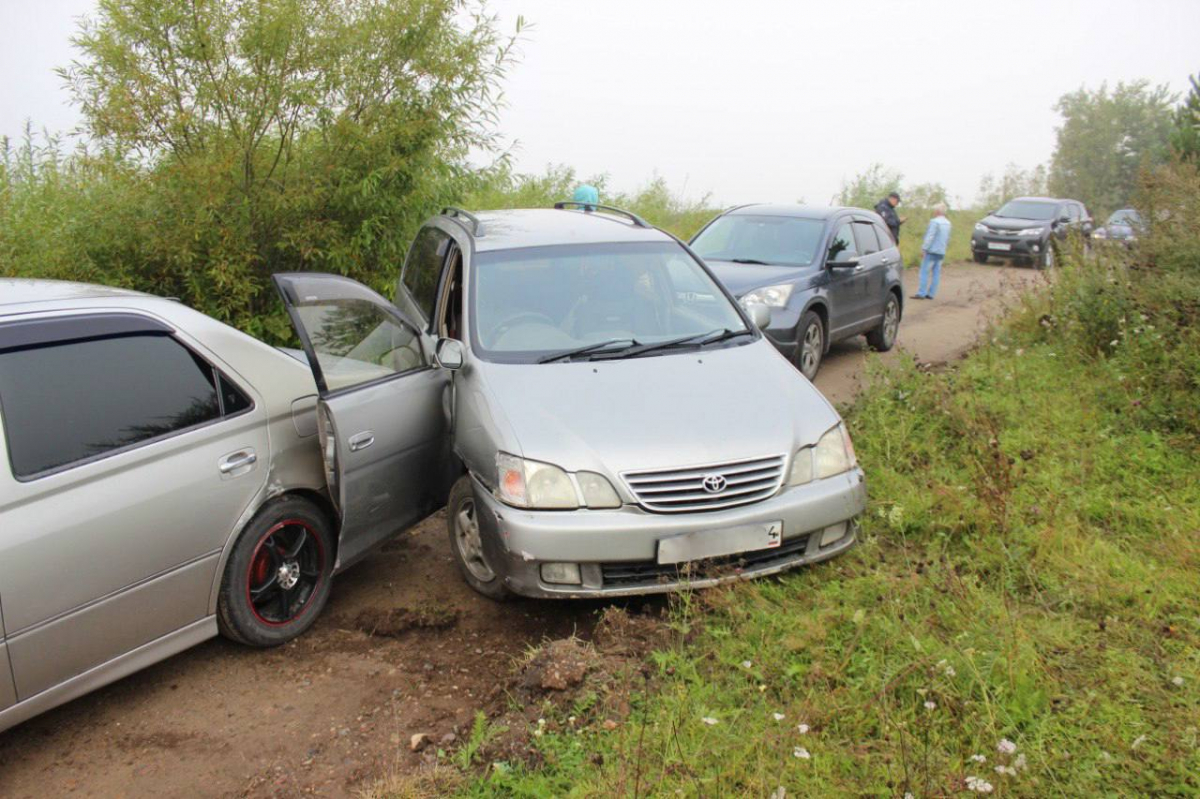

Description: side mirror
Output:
[1057,215,1070,224]
[827,255,861,269]
[745,303,771,329]
[435,338,464,370]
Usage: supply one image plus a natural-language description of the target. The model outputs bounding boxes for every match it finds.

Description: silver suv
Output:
[276,203,867,599]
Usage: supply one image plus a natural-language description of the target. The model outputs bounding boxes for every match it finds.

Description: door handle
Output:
[219,450,258,474]
[348,431,375,452]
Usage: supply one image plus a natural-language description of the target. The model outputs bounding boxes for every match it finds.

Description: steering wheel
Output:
[489,311,558,343]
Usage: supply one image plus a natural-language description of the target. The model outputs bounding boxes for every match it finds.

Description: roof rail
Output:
[441,207,484,236]
[553,201,651,229]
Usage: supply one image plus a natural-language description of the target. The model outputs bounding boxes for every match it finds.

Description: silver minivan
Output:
[275,204,866,598]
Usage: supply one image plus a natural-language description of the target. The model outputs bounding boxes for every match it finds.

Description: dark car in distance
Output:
[1093,208,1143,247]
[971,196,1093,268]
[690,204,904,380]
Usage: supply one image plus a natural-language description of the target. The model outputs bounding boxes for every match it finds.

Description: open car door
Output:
[273,273,452,570]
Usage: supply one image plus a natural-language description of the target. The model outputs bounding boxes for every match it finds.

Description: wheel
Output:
[973,251,989,264]
[794,310,824,380]
[218,496,335,647]
[447,476,511,600]
[866,293,901,352]
[1039,241,1055,269]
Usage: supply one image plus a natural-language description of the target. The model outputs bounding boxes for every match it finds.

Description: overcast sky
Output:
[3,0,1198,206]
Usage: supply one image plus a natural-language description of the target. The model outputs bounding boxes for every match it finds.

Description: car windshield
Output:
[995,200,1059,220]
[1107,209,1141,225]
[690,214,825,267]
[470,241,749,363]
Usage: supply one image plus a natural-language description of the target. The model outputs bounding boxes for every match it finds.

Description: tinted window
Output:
[690,215,826,267]
[852,222,881,254]
[294,301,425,392]
[402,227,452,323]
[874,222,895,246]
[1065,204,1080,221]
[827,223,858,262]
[0,334,221,478]
[219,374,252,415]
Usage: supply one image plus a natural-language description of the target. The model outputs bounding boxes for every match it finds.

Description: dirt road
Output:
[0,262,1042,799]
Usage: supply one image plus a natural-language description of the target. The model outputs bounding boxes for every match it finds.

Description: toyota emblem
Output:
[701,474,728,494]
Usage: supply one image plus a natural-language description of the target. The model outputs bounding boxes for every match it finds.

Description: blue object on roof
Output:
[572,184,599,210]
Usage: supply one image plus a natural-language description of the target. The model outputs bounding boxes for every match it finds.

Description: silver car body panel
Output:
[0,617,215,734]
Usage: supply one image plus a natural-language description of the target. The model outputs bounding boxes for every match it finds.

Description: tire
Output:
[866,292,901,352]
[218,496,335,648]
[973,251,989,264]
[1039,240,1056,269]
[447,476,511,600]
[794,310,824,380]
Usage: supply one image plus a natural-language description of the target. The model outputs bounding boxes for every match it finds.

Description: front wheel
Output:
[866,293,900,352]
[447,477,511,600]
[1038,241,1055,269]
[218,496,335,647]
[794,310,824,380]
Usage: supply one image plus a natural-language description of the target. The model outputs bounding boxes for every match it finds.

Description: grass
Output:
[433,170,1200,796]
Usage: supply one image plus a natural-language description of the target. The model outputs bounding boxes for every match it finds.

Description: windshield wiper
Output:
[593,328,752,360]
[536,338,638,364]
[731,257,770,265]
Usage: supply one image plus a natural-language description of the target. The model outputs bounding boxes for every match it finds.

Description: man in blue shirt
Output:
[914,203,952,300]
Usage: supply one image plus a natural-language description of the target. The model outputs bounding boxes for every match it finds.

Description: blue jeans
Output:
[918,252,944,297]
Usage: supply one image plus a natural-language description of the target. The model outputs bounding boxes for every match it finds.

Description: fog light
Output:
[820,522,847,547]
[970,238,976,247]
[540,562,582,585]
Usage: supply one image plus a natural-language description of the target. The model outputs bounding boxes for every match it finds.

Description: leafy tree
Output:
[1169,72,1200,161]
[904,182,949,210]
[836,163,902,209]
[1048,80,1175,215]
[976,163,1048,210]
[54,0,519,341]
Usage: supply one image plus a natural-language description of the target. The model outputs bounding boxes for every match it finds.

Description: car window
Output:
[690,215,826,267]
[0,334,224,479]
[874,221,895,247]
[827,223,858,262]
[471,241,748,362]
[400,226,452,324]
[293,301,426,392]
[218,373,253,415]
[852,222,881,255]
[1065,204,1080,222]
[995,200,1058,220]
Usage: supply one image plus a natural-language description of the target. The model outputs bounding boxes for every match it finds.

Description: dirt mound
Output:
[348,605,459,637]
[519,637,597,692]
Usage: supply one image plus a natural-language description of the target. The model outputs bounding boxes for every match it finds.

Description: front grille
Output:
[622,454,787,513]
[601,534,810,588]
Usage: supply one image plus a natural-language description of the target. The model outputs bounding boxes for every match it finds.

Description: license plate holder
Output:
[988,242,1012,251]
[656,522,783,565]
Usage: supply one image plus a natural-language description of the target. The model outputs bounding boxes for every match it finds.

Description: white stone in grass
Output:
[923,700,936,710]
[997,738,1017,755]
[741,660,753,669]
[772,712,785,722]
[970,754,987,763]
[792,746,811,760]
[797,723,810,734]
[1171,676,1184,687]
[701,717,719,726]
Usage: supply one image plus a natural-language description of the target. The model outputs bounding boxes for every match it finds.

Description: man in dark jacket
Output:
[874,192,905,244]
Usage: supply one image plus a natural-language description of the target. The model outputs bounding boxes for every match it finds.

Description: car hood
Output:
[1104,223,1135,238]
[979,214,1051,231]
[474,339,839,478]
[703,260,821,297]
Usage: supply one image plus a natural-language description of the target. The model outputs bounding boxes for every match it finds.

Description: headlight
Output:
[741,283,794,308]
[1092,229,1107,239]
[788,422,857,485]
[974,222,987,232]
[814,422,857,480]
[1017,227,1046,237]
[495,454,622,509]
[576,471,621,509]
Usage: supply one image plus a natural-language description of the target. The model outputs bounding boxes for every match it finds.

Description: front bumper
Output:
[471,468,866,598]
[971,231,1047,259]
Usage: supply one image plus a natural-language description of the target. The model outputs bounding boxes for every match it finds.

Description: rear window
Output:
[852,222,881,254]
[0,334,229,478]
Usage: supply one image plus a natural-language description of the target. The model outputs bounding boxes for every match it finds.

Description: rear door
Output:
[0,314,268,699]
[851,219,889,330]
[273,273,451,570]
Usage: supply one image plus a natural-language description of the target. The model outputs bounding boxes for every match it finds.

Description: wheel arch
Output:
[801,300,830,353]
[206,487,339,616]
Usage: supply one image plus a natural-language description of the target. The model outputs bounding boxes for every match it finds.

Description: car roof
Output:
[724,203,867,221]
[466,209,674,252]
[0,278,152,308]
[1009,196,1067,205]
